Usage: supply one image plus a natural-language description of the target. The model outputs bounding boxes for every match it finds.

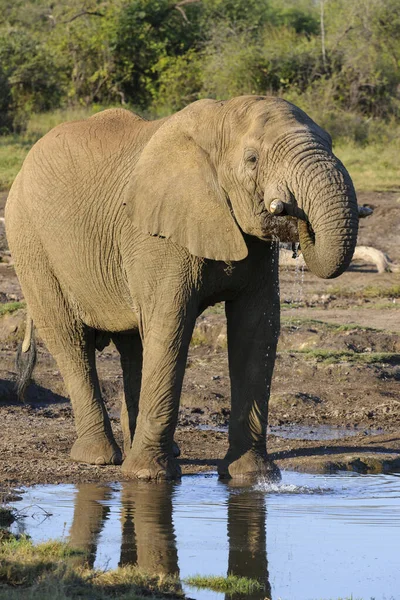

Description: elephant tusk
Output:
[269,199,285,215]
[268,199,308,222]
[358,205,373,218]
[21,316,33,353]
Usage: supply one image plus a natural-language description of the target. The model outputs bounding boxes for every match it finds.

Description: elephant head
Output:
[125,96,358,279]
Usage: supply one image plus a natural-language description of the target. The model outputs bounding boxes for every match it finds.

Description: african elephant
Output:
[5,96,359,480]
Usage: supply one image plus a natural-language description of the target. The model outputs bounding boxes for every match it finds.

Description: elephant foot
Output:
[218,449,280,482]
[123,440,180,460]
[71,436,122,466]
[122,450,181,480]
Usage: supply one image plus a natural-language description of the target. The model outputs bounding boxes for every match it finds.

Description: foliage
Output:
[114,0,203,108]
[0,0,399,189]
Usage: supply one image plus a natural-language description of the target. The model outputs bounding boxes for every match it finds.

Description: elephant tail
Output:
[15,313,37,402]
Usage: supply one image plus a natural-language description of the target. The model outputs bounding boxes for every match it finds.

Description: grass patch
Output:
[327,285,400,300]
[281,316,376,333]
[202,303,225,315]
[0,534,184,600]
[184,574,263,594]
[0,301,25,316]
[281,301,306,309]
[287,349,400,365]
[0,139,32,191]
[335,141,400,192]
[190,330,209,346]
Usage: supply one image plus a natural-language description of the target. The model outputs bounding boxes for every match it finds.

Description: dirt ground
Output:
[0,190,399,488]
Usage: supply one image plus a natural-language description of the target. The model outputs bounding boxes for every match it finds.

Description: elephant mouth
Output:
[259,211,299,243]
[261,195,371,247]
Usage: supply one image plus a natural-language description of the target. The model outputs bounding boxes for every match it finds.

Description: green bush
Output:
[0,0,399,156]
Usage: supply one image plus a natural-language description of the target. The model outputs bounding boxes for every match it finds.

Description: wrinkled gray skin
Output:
[5,96,358,480]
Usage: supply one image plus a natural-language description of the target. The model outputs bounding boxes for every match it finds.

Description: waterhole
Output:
[10,471,400,600]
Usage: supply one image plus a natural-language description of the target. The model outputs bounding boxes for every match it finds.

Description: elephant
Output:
[5,95,359,481]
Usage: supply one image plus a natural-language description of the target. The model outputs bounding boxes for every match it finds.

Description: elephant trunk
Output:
[290,150,358,279]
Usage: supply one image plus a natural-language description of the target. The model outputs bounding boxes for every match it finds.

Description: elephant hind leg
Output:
[112,332,143,456]
[17,256,121,465]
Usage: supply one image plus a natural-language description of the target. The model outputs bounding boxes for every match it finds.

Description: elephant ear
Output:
[124,119,248,262]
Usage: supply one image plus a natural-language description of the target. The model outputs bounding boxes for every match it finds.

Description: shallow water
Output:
[199,423,381,441]
[268,424,382,441]
[11,471,400,600]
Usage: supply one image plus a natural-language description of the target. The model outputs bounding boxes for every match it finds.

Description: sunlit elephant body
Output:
[6,96,358,480]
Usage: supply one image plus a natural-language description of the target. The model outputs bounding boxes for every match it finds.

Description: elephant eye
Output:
[244,149,258,169]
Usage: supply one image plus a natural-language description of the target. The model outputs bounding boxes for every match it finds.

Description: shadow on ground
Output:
[0,378,67,405]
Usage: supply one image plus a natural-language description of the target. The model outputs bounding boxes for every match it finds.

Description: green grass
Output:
[281,316,376,333]
[184,574,263,594]
[190,330,209,346]
[0,138,31,191]
[326,285,400,300]
[335,141,400,191]
[286,349,400,364]
[0,534,183,600]
[202,303,225,315]
[0,301,25,316]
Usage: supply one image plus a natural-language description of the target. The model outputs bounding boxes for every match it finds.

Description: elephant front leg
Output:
[219,275,280,481]
[121,317,194,480]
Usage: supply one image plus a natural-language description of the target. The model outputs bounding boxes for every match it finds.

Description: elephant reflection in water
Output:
[118,482,179,575]
[68,484,113,568]
[68,482,270,599]
[68,482,179,575]
[225,485,271,600]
